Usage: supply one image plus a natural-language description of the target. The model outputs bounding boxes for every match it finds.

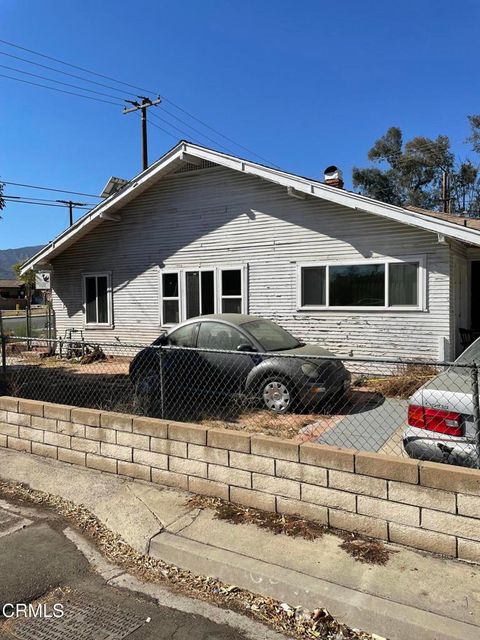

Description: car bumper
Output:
[299,377,350,405]
[403,427,479,468]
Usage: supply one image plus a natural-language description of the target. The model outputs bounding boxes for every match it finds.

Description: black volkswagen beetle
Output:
[129,314,350,413]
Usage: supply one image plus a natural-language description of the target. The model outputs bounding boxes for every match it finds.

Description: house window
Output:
[160,266,246,325]
[186,270,215,319]
[220,269,243,313]
[83,273,111,325]
[162,272,180,324]
[298,258,422,310]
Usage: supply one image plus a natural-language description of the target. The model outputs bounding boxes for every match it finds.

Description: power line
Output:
[0,49,131,98]
[1,180,101,199]
[0,38,280,167]
[0,62,129,102]
[0,72,122,106]
[2,197,90,209]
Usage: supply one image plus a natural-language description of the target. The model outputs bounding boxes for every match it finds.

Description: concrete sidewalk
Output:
[1,448,480,640]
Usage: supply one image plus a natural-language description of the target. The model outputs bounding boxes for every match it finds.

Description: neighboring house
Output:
[20,141,480,361]
[0,279,26,310]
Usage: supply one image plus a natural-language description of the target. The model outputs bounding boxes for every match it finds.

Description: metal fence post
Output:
[1,334,6,379]
[471,363,480,469]
[159,348,165,420]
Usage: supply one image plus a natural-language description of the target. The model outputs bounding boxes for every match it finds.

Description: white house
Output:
[21,141,480,361]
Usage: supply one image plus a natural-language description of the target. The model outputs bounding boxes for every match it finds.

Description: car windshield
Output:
[454,337,480,366]
[243,319,300,351]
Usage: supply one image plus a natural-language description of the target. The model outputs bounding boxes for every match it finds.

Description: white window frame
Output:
[183,267,216,320]
[296,256,426,312]
[82,271,113,328]
[159,264,247,326]
[159,270,181,326]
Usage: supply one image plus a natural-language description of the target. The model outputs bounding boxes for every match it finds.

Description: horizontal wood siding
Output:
[51,166,452,359]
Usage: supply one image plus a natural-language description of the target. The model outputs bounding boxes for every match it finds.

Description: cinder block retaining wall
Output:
[2,396,480,564]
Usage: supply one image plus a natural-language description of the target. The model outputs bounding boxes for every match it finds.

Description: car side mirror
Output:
[153,333,168,346]
[237,343,257,353]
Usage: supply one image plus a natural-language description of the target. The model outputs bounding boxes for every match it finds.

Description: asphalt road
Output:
[0,503,278,640]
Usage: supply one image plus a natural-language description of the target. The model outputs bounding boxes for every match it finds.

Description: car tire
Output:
[260,376,294,413]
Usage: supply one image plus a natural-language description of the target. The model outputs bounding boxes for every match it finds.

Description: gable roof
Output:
[21,140,480,273]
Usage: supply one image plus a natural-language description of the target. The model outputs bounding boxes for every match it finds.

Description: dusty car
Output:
[129,314,350,413]
[403,338,480,468]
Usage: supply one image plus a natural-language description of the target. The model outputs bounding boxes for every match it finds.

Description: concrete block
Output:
[329,470,387,498]
[458,538,480,563]
[151,437,187,457]
[300,443,354,472]
[276,460,327,486]
[7,412,31,427]
[0,397,18,412]
[420,461,480,496]
[251,435,298,462]
[19,426,44,443]
[189,476,229,500]
[230,487,275,512]
[85,426,116,443]
[58,447,86,466]
[7,437,31,453]
[31,416,57,433]
[71,407,101,427]
[168,422,207,445]
[56,420,85,438]
[100,442,132,462]
[457,494,480,519]
[71,437,100,454]
[189,444,228,466]
[87,453,117,474]
[301,484,356,512]
[117,431,150,451]
[276,497,328,525]
[388,481,456,513]
[422,508,480,541]
[0,434,6,448]
[31,442,57,460]
[44,431,71,448]
[209,464,251,488]
[133,416,168,438]
[133,449,168,470]
[389,523,456,557]
[18,399,44,417]
[229,451,274,475]
[329,508,388,540]
[118,461,151,482]
[253,473,300,499]
[100,411,133,432]
[358,496,420,527]
[0,422,18,437]
[169,456,207,478]
[356,452,419,484]
[0,410,6,422]
[151,468,188,491]
[207,428,250,453]
[43,402,72,421]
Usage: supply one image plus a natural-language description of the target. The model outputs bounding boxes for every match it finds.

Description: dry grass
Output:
[201,409,320,439]
[361,363,437,399]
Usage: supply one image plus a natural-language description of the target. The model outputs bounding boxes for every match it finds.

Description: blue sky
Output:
[1,0,479,249]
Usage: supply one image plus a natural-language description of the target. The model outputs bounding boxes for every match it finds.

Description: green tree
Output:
[352,127,454,209]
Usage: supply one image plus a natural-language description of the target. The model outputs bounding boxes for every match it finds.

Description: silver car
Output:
[403,339,480,468]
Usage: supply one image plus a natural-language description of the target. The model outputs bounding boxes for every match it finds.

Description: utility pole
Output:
[56,200,86,226]
[123,96,161,171]
[441,171,450,213]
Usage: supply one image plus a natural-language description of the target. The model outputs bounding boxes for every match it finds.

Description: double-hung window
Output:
[298,258,423,310]
[160,266,246,325]
[83,273,112,326]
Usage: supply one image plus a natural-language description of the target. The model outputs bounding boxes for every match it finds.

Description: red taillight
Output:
[408,404,463,436]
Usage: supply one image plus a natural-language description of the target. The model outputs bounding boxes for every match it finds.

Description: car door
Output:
[196,321,256,395]
[165,322,200,393]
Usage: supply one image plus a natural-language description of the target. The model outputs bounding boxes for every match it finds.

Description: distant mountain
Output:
[0,245,44,279]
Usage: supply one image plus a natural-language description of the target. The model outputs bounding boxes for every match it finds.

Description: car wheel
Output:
[261,377,294,413]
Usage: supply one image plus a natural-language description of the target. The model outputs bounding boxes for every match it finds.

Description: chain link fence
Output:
[1,334,480,468]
